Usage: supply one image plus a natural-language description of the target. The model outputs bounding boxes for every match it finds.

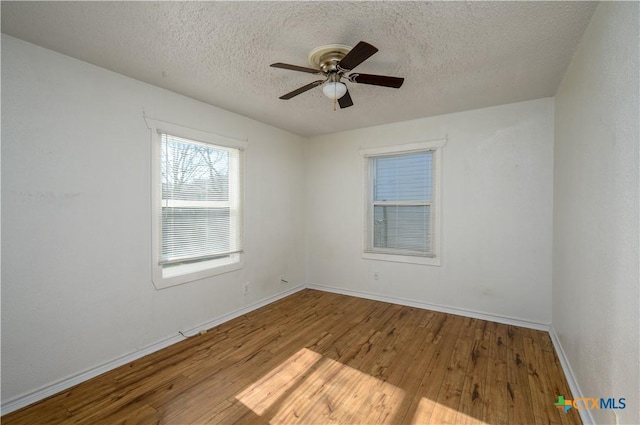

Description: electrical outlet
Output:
[243,282,250,295]
[280,275,288,285]
[373,272,379,280]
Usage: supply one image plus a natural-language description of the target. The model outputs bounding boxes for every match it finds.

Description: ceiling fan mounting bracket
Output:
[308,44,351,73]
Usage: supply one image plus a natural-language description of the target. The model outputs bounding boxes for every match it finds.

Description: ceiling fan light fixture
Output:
[322,81,347,100]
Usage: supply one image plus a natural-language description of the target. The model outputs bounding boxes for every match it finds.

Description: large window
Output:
[146,118,246,288]
[361,140,444,266]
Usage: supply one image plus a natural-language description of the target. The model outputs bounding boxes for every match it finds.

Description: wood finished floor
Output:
[2,289,581,425]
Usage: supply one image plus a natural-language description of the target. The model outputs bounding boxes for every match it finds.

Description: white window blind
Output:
[368,150,435,256]
[159,133,243,265]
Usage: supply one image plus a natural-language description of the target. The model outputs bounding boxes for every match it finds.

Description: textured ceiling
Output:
[1,1,597,137]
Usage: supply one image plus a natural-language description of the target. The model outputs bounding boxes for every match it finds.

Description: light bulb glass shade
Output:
[322,82,347,100]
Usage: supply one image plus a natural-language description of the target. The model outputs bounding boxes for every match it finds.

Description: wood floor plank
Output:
[369,308,436,424]
[505,325,537,424]
[482,322,510,425]
[522,329,562,425]
[201,399,267,425]
[455,319,490,424]
[398,313,466,424]
[73,400,159,425]
[428,317,477,425]
[372,309,438,424]
[537,330,583,425]
[192,399,237,424]
[2,290,582,425]
[311,305,416,425]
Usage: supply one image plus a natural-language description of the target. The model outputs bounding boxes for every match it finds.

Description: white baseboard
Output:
[0,284,305,415]
[548,326,594,425]
[306,283,551,331]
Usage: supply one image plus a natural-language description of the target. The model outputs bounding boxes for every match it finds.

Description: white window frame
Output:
[145,117,247,289]
[360,139,445,266]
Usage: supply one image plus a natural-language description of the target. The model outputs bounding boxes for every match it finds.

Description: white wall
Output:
[305,98,555,324]
[553,3,639,424]
[1,35,306,403]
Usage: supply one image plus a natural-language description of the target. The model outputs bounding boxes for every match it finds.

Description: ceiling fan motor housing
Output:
[308,44,351,74]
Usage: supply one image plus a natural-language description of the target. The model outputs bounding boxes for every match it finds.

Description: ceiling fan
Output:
[271,41,404,110]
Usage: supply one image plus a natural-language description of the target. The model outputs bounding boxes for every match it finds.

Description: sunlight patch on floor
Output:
[235,348,323,416]
[236,348,406,424]
[411,396,488,425]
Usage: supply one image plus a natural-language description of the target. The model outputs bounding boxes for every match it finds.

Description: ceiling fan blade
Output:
[271,62,322,75]
[349,73,404,88]
[338,89,354,109]
[338,41,378,71]
[279,80,324,100]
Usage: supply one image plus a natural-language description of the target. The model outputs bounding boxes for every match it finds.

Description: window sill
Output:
[152,254,244,289]
[362,251,441,266]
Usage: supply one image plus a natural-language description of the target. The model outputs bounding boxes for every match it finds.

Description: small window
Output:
[145,118,247,288]
[361,140,444,266]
